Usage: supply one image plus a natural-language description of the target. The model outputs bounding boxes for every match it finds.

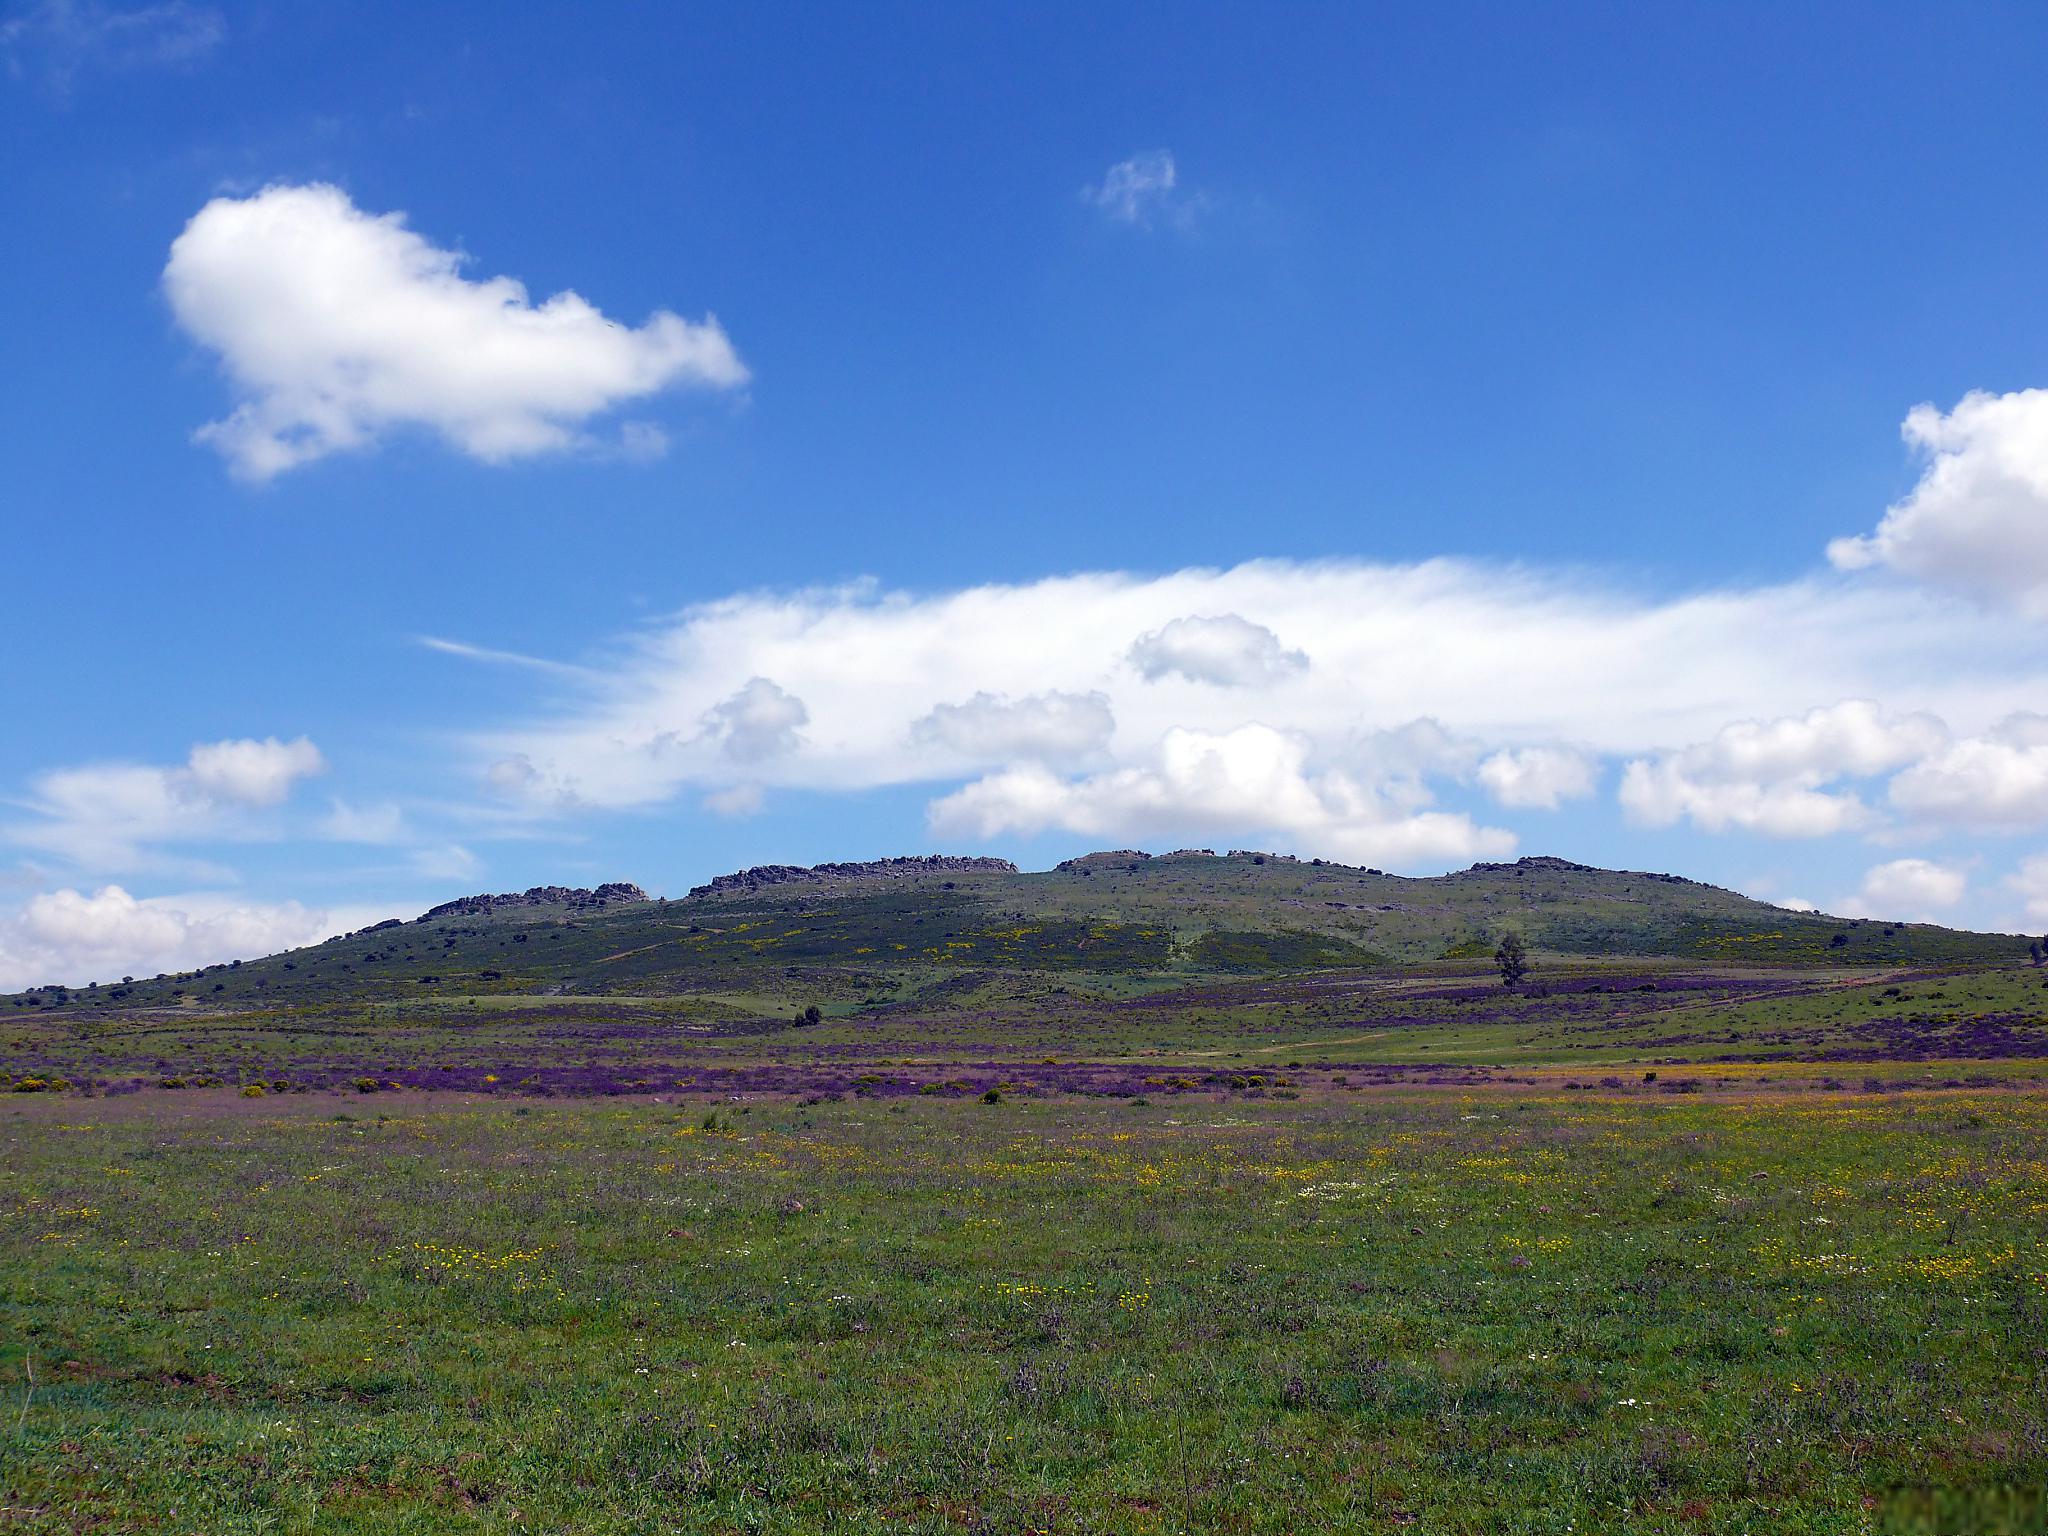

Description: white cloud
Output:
[1337,718,1480,789]
[186,735,325,806]
[1888,714,2048,829]
[1476,745,1598,810]
[704,677,808,763]
[1773,896,1820,912]
[1829,388,2048,616]
[910,690,1114,764]
[8,736,325,868]
[928,722,1514,868]
[164,183,747,479]
[0,885,386,992]
[1,0,221,88]
[1619,701,1947,837]
[1083,150,1201,228]
[486,753,548,797]
[1619,763,1871,838]
[407,844,479,882]
[318,799,408,844]
[420,635,597,680]
[462,559,2048,865]
[702,783,765,819]
[2009,855,2048,924]
[1840,857,1967,921]
[1130,613,1308,686]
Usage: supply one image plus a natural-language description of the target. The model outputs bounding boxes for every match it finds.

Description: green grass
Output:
[4,860,2042,1529]
[5,1088,2046,1533]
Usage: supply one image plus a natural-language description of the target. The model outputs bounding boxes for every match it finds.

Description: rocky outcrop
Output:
[1466,856,1598,875]
[1054,850,1153,871]
[687,856,1017,900]
[420,883,649,920]
[1463,856,1701,886]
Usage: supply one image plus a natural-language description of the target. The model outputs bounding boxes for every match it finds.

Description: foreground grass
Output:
[4,1090,2046,1533]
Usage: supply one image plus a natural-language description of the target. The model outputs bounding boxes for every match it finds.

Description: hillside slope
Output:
[7,850,2024,1013]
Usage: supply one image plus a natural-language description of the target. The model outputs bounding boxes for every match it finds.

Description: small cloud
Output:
[483,752,582,810]
[1476,745,1599,810]
[185,735,325,807]
[1130,614,1307,687]
[1828,388,2048,617]
[910,690,1114,765]
[2,0,222,90]
[1618,701,1944,838]
[408,843,480,881]
[318,799,408,845]
[1839,857,1967,921]
[163,182,747,480]
[702,783,765,818]
[703,678,808,763]
[1888,713,2048,829]
[1083,150,1205,230]
[7,736,325,869]
[615,420,670,463]
[2009,853,2048,924]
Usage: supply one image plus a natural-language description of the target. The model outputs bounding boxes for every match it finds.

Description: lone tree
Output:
[1495,931,1528,988]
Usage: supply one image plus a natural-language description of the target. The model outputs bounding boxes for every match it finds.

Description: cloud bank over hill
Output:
[10,536,2048,988]
[462,557,2048,870]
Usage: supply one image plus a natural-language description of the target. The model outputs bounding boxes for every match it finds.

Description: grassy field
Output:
[10,959,2048,1101]
[6,862,2043,1530]
[6,1085,2046,1533]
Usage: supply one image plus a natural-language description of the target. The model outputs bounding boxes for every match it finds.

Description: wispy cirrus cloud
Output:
[2,0,221,90]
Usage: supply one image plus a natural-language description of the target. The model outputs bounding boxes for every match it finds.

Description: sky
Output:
[5,0,2048,988]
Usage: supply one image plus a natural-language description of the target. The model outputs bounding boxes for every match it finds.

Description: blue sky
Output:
[6,0,2048,985]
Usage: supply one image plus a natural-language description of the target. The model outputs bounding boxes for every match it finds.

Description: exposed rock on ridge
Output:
[687,855,1018,900]
[421,883,649,920]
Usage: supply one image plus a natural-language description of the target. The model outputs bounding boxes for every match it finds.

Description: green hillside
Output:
[7,850,2024,1016]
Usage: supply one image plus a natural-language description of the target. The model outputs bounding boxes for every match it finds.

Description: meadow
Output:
[5,1083,2046,1533]
[6,862,2046,1530]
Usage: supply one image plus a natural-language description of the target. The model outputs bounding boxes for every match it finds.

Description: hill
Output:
[7,849,2023,1015]
[5,850,2045,1101]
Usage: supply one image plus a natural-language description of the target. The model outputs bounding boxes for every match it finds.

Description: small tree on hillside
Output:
[1495,931,1528,989]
